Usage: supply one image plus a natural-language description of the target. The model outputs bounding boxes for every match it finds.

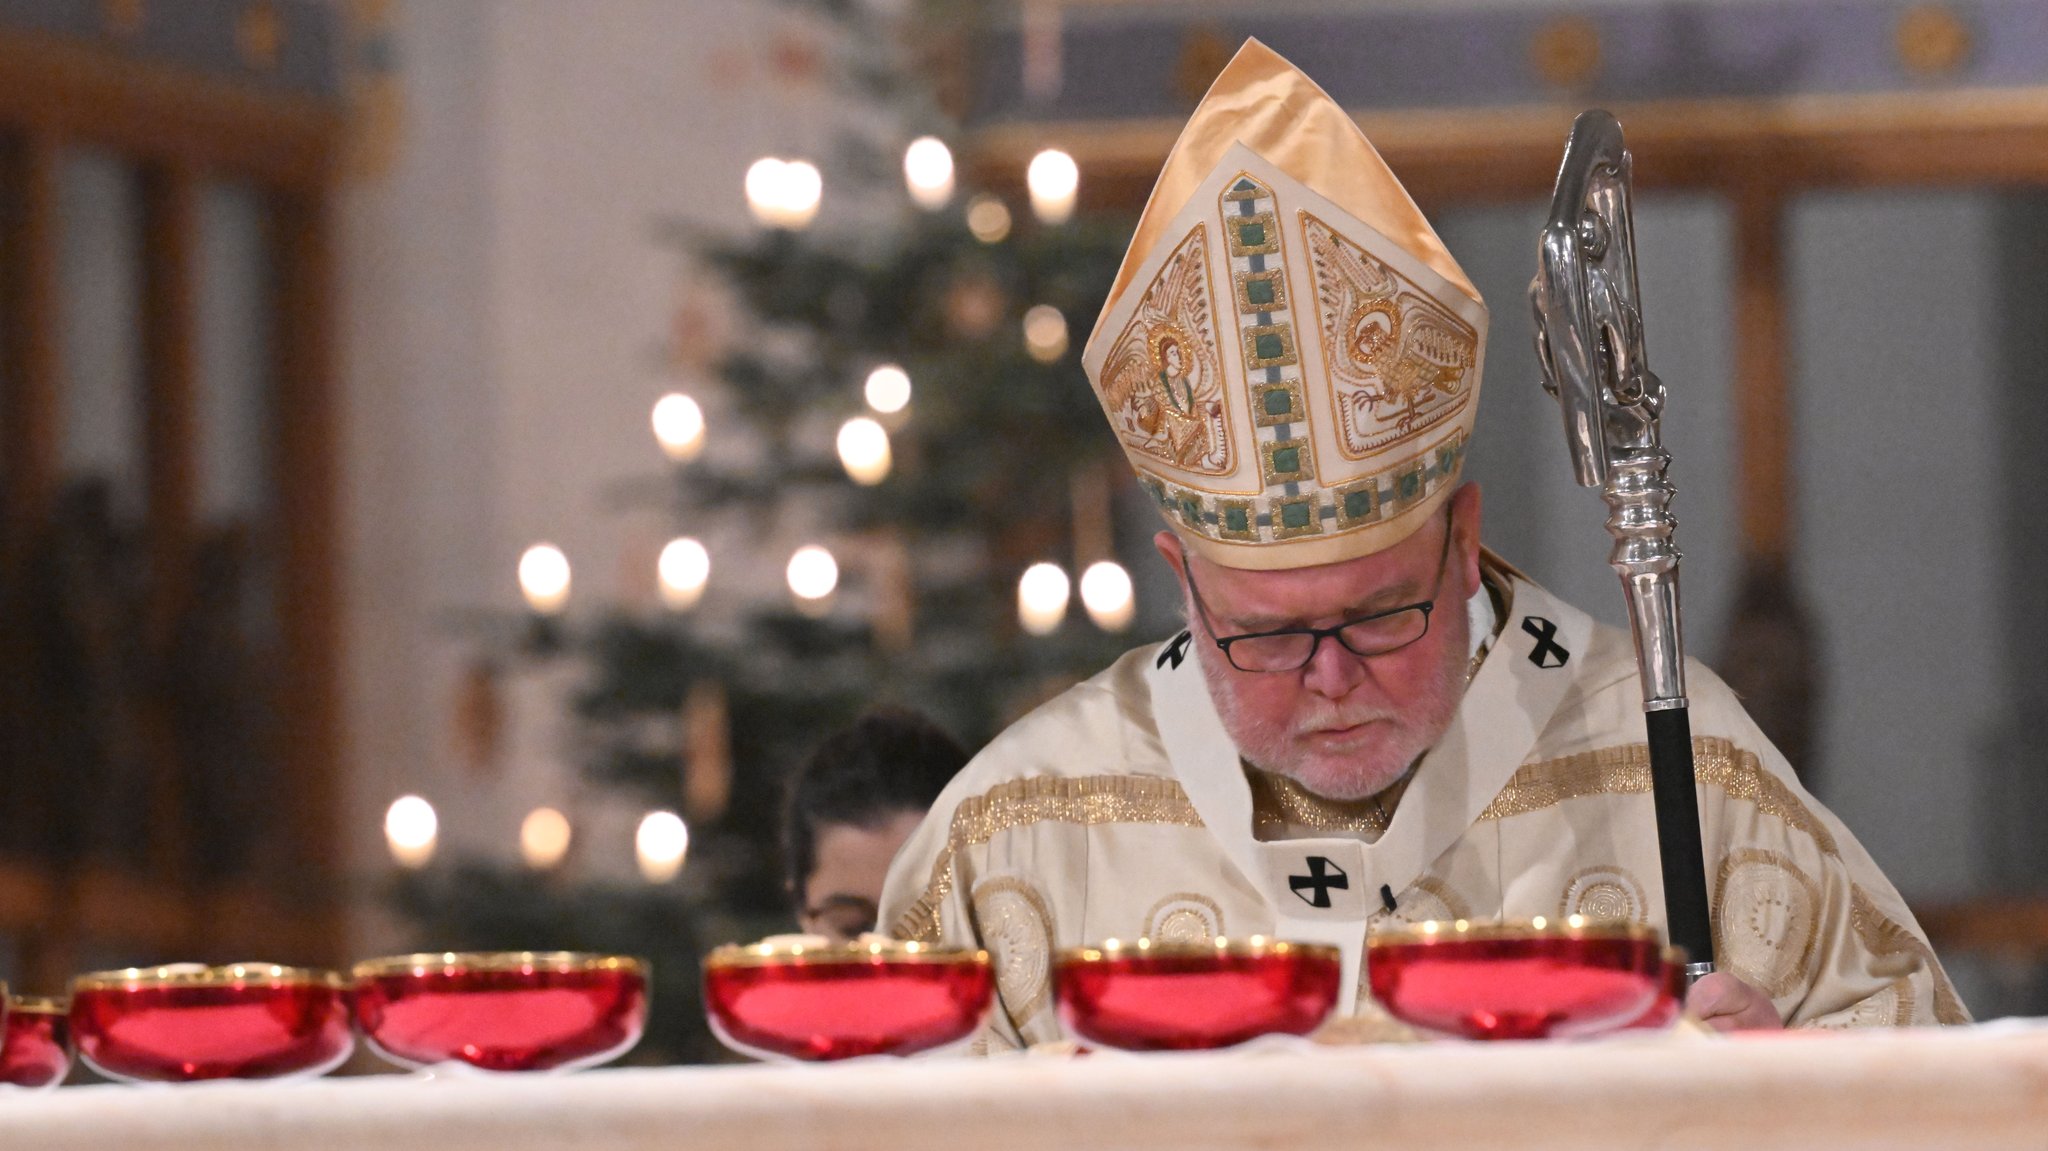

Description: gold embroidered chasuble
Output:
[879,568,1966,1049]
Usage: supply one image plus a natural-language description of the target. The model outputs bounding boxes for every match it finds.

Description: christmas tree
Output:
[394,0,1147,1064]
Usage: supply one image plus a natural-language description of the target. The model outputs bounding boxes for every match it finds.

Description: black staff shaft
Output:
[1645,705,1714,969]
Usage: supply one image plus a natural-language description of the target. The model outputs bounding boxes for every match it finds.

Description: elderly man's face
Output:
[1157,483,1483,801]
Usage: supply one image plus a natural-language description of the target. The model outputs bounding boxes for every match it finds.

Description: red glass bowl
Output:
[71,964,352,1082]
[353,952,647,1073]
[1367,918,1663,1041]
[1,996,72,1090]
[1622,948,1691,1030]
[1053,937,1342,1051]
[703,940,992,1061]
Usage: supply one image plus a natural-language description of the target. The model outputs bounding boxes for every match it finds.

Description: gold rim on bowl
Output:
[704,939,989,969]
[9,995,67,1015]
[352,952,646,980]
[1055,936,1341,966]
[1365,916,1659,949]
[72,964,349,993]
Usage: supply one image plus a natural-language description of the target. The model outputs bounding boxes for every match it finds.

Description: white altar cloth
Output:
[5,1024,2047,1150]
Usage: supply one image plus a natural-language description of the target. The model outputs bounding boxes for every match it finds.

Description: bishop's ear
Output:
[1152,530,1189,579]
[1449,482,1485,590]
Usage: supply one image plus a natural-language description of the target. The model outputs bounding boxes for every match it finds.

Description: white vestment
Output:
[879,564,1966,1049]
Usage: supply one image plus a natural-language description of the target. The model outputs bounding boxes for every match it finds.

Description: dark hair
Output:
[782,707,969,902]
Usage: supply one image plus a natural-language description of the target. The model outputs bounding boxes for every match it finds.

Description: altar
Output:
[5,1025,2046,1151]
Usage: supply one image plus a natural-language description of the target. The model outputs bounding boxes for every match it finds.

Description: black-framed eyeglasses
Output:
[1181,521,1455,673]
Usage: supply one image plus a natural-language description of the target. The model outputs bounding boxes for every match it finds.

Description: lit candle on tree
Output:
[1018,562,1071,635]
[744,157,823,230]
[636,811,689,883]
[658,537,711,611]
[787,544,839,616]
[385,795,438,869]
[1027,148,1078,224]
[865,364,912,415]
[520,806,572,871]
[837,416,892,485]
[1080,560,1135,631]
[518,544,571,615]
[903,136,954,210]
[1023,304,1069,363]
[651,393,705,462]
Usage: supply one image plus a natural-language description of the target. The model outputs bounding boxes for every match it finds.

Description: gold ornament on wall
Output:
[1896,4,1971,79]
[236,1,284,71]
[1530,16,1602,93]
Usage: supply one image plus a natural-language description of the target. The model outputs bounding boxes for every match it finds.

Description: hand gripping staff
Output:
[1530,110,1714,982]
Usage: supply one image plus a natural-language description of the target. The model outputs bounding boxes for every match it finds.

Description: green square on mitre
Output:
[1344,489,1374,518]
[1223,505,1250,533]
[1279,501,1313,529]
[1246,278,1277,306]
[1271,445,1300,474]
[1398,470,1422,500]
[1180,495,1203,522]
[1262,388,1292,417]
[1237,221,1267,247]
[1255,333,1285,361]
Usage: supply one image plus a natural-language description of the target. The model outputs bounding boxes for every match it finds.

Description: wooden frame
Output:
[969,87,2048,208]
[0,24,345,992]
[0,28,338,190]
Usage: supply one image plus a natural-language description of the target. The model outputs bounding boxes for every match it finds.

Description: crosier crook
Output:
[1530,110,1715,983]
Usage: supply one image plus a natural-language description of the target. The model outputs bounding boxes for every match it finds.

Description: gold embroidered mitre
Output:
[1081,39,1488,570]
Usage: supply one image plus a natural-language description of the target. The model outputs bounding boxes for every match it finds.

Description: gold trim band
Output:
[1057,937,1338,966]
[352,952,644,980]
[704,941,987,970]
[893,773,1203,944]
[1479,737,1833,854]
[1367,917,1657,949]
[74,964,347,993]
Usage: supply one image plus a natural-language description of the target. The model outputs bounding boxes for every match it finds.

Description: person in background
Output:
[783,708,970,943]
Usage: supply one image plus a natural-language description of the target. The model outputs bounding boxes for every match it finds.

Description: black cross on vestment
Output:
[1521,615,1570,669]
[1289,856,1349,908]
[1157,630,1194,669]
